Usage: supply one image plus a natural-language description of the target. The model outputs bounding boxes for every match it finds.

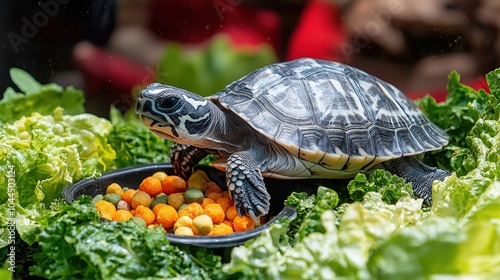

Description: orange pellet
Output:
[177,203,204,219]
[95,200,116,220]
[204,182,222,195]
[112,210,133,222]
[157,205,178,229]
[226,205,238,221]
[162,175,187,195]
[121,189,138,205]
[201,198,215,208]
[221,190,230,197]
[139,176,163,197]
[215,197,234,213]
[212,223,234,235]
[207,192,223,201]
[135,205,156,226]
[233,215,255,232]
[204,203,225,224]
[152,203,168,216]
[221,219,233,228]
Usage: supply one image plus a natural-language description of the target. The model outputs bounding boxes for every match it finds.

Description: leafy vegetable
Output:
[156,35,277,96]
[224,192,424,279]
[283,192,315,244]
[347,169,413,204]
[0,269,12,280]
[293,186,339,242]
[0,68,85,124]
[0,107,116,255]
[432,68,500,218]
[415,71,489,170]
[0,107,115,207]
[30,196,222,280]
[368,215,500,279]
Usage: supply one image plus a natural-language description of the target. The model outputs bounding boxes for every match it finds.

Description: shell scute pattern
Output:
[213,58,448,172]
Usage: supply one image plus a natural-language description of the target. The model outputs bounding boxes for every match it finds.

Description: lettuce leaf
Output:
[415,71,489,170]
[0,108,115,207]
[347,169,413,204]
[0,68,84,124]
[0,108,116,252]
[431,68,500,218]
[368,216,500,279]
[30,196,222,280]
[224,192,424,279]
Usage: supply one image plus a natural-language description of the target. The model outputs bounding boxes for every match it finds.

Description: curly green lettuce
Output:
[347,169,413,204]
[284,186,339,245]
[224,192,424,279]
[30,196,222,280]
[0,107,116,252]
[0,108,115,207]
[415,71,489,170]
[431,68,500,218]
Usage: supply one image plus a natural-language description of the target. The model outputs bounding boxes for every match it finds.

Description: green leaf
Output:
[294,186,339,242]
[30,196,222,279]
[486,68,500,98]
[415,71,489,171]
[0,108,117,250]
[108,121,172,168]
[9,68,42,95]
[0,70,84,124]
[347,169,413,204]
[156,34,277,96]
[0,268,12,280]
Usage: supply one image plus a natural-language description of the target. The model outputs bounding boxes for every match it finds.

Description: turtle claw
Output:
[226,154,271,222]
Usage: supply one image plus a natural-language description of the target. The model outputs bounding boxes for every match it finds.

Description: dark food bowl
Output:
[63,163,342,248]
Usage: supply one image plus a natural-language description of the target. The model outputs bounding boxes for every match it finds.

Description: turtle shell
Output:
[210,58,448,173]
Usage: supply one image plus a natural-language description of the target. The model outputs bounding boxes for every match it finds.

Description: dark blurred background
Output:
[1,0,499,116]
[0,0,117,92]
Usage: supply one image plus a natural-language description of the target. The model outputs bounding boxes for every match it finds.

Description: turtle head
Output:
[136,83,212,143]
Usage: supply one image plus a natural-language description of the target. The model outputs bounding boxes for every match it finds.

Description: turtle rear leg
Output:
[170,143,209,180]
[383,156,450,205]
[226,151,271,221]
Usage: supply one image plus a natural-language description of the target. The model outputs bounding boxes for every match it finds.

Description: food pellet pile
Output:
[92,169,263,236]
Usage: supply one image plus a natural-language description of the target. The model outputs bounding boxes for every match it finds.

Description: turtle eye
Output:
[159,96,181,111]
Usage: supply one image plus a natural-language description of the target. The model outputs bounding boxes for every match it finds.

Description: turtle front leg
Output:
[170,143,209,180]
[226,152,271,221]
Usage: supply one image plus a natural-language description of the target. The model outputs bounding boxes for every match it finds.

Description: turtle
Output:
[136,58,450,221]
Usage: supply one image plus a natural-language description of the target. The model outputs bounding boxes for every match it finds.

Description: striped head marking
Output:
[136,83,211,142]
